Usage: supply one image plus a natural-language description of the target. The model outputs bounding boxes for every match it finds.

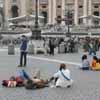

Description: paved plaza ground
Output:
[0,48,100,100]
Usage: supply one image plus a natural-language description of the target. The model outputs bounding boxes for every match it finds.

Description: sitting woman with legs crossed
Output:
[49,63,73,88]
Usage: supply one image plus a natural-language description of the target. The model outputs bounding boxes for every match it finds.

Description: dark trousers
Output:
[89,48,96,55]
[82,67,89,70]
[49,45,54,55]
[20,52,27,66]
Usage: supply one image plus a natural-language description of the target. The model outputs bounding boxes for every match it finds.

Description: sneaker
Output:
[50,85,56,88]
[67,85,71,88]
[23,65,27,67]
[18,65,22,67]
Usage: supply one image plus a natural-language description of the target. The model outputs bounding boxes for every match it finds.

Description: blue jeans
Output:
[89,48,96,55]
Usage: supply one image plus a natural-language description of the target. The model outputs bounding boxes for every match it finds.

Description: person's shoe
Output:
[67,85,71,88]
[23,65,26,67]
[18,65,22,67]
[50,85,56,88]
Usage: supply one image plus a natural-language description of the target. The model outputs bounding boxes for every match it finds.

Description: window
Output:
[42,5,46,8]
[94,5,99,8]
[79,5,83,8]
[93,20,99,25]
[57,5,61,8]
[12,0,16,3]
[78,19,83,24]
[94,11,99,16]
[11,5,19,17]
[56,16,62,24]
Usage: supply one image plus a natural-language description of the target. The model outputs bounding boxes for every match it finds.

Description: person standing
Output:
[49,38,55,55]
[18,35,28,67]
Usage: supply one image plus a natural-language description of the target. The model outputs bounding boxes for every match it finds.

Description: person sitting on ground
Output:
[93,59,100,70]
[90,56,98,70]
[80,54,90,70]
[49,63,73,88]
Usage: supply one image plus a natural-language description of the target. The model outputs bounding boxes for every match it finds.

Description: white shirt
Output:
[53,69,73,87]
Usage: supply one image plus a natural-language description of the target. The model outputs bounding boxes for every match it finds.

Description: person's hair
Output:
[97,59,100,64]
[93,56,98,61]
[22,35,26,38]
[59,63,66,70]
[9,76,16,81]
[99,59,100,64]
[82,54,87,61]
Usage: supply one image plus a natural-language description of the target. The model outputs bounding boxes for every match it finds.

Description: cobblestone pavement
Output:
[0,49,100,100]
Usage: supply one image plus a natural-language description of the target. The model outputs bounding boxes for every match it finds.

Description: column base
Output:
[31,28,41,40]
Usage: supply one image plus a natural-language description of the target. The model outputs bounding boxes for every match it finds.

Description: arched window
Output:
[93,11,99,16]
[11,5,19,17]
[93,11,100,25]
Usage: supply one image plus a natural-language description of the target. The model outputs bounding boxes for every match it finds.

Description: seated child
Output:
[90,56,97,70]
[80,54,90,70]
[94,59,100,70]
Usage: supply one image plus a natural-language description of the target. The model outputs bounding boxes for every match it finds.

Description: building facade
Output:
[3,0,100,26]
[49,0,100,26]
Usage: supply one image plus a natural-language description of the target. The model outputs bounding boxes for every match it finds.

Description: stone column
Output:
[74,0,79,26]
[83,0,88,25]
[88,0,92,25]
[5,0,10,17]
[48,0,52,24]
[20,0,27,15]
[62,0,65,25]
[52,0,56,24]
[38,0,40,24]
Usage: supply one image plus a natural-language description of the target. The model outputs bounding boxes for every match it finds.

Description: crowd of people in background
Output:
[43,37,100,56]
[43,36,79,55]
[82,37,100,55]
[1,36,100,56]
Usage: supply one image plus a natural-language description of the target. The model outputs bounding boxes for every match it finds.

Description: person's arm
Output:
[49,72,59,83]
[49,77,54,82]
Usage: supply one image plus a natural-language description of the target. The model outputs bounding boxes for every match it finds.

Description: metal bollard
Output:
[8,43,15,55]
[27,42,34,54]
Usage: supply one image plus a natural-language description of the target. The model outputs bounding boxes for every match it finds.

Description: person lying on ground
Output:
[2,70,30,88]
[25,77,48,89]
[49,63,73,88]
[2,69,49,89]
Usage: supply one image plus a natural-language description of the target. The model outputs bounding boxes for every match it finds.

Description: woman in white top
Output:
[49,63,73,88]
